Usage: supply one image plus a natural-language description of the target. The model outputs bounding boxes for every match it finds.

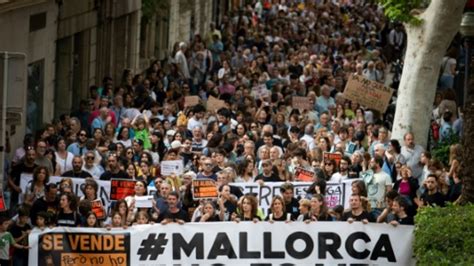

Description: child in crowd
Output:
[0,216,29,266]
[34,212,50,231]
[84,212,99,228]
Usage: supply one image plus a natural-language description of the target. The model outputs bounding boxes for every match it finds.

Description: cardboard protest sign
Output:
[110,179,136,201]
[160,160,184,176]
[192,179,218,200]
[323,152,343,168]
[252,84,270,99]
[206,96,227,111]
[184,96,200,107]
[292,96,313,110]
[0,191,6,211]
[294,167,315,182]
[135,195,154,208]
[91,199,106,219]
[343,74,394,113]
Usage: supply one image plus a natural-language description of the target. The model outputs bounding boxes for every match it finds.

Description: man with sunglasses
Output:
[196,157,217,181]
[82,151,104,178]
[67,130,89,156]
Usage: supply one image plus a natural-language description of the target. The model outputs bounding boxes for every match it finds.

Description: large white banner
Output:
[29,222,415,265]
[231,180,353,214]
[21,175,354,215]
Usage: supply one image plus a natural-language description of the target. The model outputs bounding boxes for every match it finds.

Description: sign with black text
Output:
[30,223,415,265]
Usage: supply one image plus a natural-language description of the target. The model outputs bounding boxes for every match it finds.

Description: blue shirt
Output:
[316,96,335,114]
[67,143,89,156]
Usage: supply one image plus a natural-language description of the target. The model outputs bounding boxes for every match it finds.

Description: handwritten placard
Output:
[323,152,343,168]
[91,199,106,219]
[160,160,184,176]
[184,96,200,107]
[252,84,270,99]
[343,74,394,112]
[292,96,313,110]
[110,179,137,201]
[192,179,218,200]
[206,96,227,111]
[294,167,315,182]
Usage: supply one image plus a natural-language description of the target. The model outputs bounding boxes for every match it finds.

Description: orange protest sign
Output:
[294,167,315,182]
[192,179,218,200]
[110,179,136,201]
[323,152,343,168]
[91,199,106,219]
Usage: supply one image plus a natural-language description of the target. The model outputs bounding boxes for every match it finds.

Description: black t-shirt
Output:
[100,170,128,181]
[11,163,37,185]
[61,170,92,178]
[30,197,59,226]
[56,211,80,227]
[265,212,290,221]
[160,209,190,223]
[421,191,446,207]
[342,210,374,222]
[285,198,300,220]
[396,215,414,225]
[9,223,31,257]
[255,172,282,182]
[195,214,221,222]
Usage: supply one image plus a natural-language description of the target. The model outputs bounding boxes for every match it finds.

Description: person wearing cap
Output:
[254,159,281,183]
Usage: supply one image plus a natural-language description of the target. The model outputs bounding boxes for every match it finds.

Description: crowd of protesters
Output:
[0,1,465,265]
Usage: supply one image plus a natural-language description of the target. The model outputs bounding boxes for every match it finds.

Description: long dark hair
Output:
[31,166,50,192]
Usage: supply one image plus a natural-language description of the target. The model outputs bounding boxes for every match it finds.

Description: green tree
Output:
[379,0,474,204]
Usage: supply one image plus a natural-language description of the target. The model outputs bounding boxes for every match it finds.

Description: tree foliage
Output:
[142,0,170,23]
[377,0,429,25]
[414,204,474,265]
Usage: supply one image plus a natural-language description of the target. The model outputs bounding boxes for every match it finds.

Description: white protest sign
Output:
[135,195,154,208]
[160,160,184,176]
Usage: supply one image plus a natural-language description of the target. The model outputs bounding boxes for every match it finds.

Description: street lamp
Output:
[460,12,474,106]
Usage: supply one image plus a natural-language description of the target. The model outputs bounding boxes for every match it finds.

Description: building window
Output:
[27,59,44,134]
[29,12,47,32]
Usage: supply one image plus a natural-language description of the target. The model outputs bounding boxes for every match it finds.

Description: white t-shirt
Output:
[330,172,348,183]
[55,151,74,174]
[366,171,392,208]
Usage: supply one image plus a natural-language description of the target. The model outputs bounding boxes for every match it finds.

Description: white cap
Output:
[166,129,176,136]
[170,140,182,149]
